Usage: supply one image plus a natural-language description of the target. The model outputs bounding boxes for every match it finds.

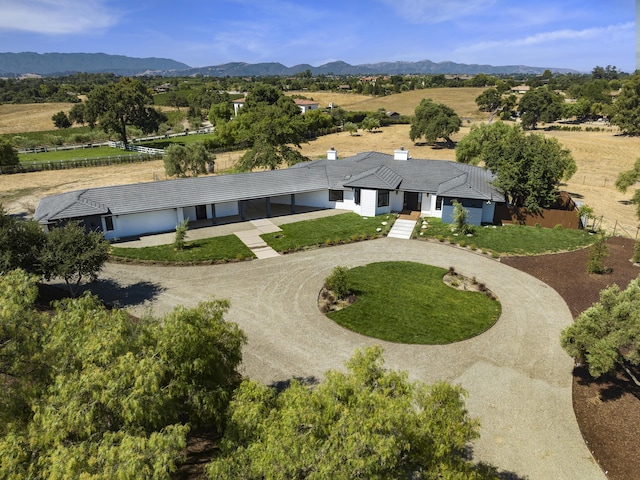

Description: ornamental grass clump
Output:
[325,265,351,300]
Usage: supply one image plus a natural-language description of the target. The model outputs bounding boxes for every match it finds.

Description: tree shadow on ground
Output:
[269,375,319,393]
[464,446,529,479]
[573,365,640,402]
[77,278,165,308]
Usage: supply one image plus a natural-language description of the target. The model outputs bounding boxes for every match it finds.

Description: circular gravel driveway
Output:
[98,238,604,479]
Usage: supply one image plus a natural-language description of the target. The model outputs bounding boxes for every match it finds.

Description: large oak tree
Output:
[410,98,461,147]
[456,122,576,211]
[85,77,166,146]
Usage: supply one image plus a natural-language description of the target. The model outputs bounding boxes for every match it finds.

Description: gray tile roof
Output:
[35,151,504,224]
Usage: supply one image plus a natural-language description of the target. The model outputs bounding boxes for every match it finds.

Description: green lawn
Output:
[261,213,394,252]
[110,234,255,263]
[416,218,594,255]
[327,262,501,344]
[19,146,135,163]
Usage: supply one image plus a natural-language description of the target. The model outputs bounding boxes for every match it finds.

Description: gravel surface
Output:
[70,237,606,479]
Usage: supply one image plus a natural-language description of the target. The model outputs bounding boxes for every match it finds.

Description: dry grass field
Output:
[0,103,73,134]
[1,90,639,236]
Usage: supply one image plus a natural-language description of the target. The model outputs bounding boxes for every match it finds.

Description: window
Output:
[104,216,114,231]
[354,188,361,205]
[377,190,389,207]
[329,189,344,202]
[436,197,443,211]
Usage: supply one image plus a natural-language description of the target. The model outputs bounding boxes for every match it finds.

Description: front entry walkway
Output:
[387,218,416,239]
[234,219,281,259]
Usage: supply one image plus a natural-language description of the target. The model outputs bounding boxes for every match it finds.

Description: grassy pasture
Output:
[288,88,490,119]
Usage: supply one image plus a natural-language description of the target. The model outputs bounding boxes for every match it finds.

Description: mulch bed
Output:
[502,236,640,480]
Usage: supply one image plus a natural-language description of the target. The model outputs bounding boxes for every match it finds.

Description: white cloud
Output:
[0,0,120,34]
[462,22,634,52]
[378,0,498,23]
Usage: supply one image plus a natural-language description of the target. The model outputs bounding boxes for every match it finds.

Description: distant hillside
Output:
[0,52,577,77]
[0,52,190,76]
[184,59,578,77]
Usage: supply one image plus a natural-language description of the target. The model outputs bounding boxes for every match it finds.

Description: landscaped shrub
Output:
[325,265,351,300]
[634,240,640,264]
[587,233,610,274]
[174,219,189,250]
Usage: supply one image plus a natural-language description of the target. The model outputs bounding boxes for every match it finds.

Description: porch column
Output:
[290,194,296,214]
[176,207,185,224]
[266,197,271,217]
[211,204,217,225]
[239,200,246,221]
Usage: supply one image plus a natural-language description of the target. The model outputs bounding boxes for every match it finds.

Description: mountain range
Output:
[0,52,578,77]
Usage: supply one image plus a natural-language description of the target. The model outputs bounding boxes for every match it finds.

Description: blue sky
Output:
[0,0,635,73]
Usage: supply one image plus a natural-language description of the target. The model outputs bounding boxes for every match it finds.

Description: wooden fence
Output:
[0,153,163,174]
[494,192,582,229]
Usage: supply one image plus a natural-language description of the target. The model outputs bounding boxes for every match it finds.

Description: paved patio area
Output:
[86,238,604,479]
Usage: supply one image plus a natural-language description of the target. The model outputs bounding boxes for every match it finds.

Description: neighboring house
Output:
[511,85,530,94]
[34,149,504,240]
[232,98,319,115]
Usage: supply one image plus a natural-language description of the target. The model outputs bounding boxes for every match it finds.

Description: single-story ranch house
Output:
[34,149,505,241]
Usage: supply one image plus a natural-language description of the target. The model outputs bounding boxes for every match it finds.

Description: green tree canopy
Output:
[0,270,246,479]
[517,87,564,129]
[234,84,309,171]
[614,157,640,219]
[85,77,167,146]
[361,114,381,132]
[208,346,496,479]
[39,221,110,295]
[68,102,86,125]
[475,88,515,123]
[163,142,214,177]
[0,138,19,168]
[0,206,46,275]
[561,276,640,389]
[611,74,640,135]
[410,98,461,147]
[456,122,576,211]
[51,110,71,129]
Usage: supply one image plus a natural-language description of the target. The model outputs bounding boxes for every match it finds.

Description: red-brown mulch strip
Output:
[502,236,640,480]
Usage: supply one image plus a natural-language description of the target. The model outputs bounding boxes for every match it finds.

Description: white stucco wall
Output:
[107,209,179,240]
[360,189,378,217]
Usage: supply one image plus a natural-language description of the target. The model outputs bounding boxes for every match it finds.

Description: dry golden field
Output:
[0,103,74,134]
[2,90,639,236]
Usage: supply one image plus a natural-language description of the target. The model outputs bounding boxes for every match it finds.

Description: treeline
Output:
[0,65,629,105]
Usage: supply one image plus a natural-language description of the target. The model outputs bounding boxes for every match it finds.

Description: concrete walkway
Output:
[387,218,416,239]
[89,239,604,480]
[234,219,280,259]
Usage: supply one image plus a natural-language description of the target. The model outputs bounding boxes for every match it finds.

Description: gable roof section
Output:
[35,167,329,222]
[343,165,402,190]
